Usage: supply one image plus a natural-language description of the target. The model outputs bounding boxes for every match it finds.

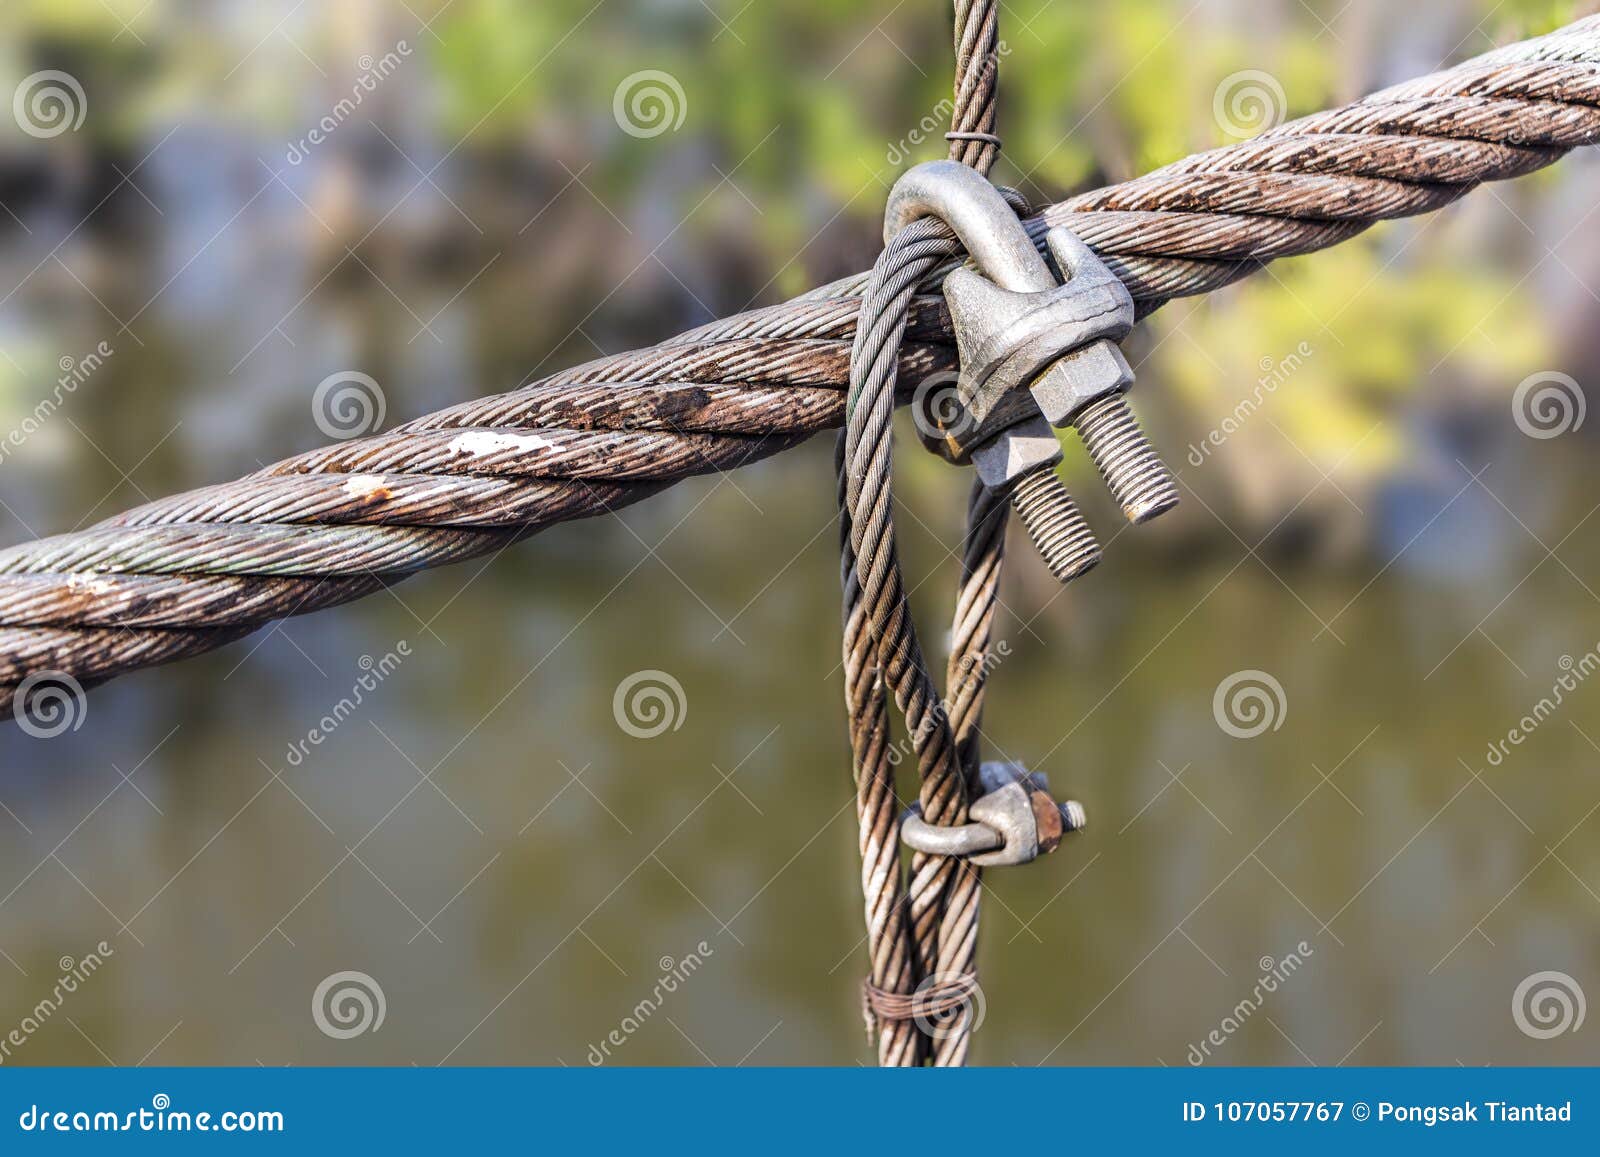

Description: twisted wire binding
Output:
[837,433,923,1067]
[5,17,1600,716]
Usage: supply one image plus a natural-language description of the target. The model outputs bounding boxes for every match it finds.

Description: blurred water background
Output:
[1,0,1598,1065]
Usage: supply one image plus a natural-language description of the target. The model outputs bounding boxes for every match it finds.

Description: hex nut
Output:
[1029,339,1134,426]
[968,415,1062,489]
[1030,788,1066,856]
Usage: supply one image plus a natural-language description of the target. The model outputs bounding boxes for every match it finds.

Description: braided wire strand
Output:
[948,0,1002,175]
[4,18,1600,710]
[836,433,923,1067]
[896,0,1006,1064]
[841,224,972,1001]
[843,203,1021,1064]
[921,479,1010,1063]
[922,0,1010,1058]
[836,0,1008,1065]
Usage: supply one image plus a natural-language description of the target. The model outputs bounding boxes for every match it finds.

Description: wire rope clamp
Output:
[899,761,1085,868]
[885,160,1180,584]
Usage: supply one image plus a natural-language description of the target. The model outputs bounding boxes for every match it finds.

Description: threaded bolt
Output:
[1073,393,1180,524]
[1008,466,1101,583]
[1059,799,1087,832]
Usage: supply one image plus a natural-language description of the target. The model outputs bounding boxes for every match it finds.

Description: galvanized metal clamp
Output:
[885,159,1180,584]
[899,761,1086,868]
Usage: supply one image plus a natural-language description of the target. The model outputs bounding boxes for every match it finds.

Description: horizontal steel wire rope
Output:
[5,16,1600,712]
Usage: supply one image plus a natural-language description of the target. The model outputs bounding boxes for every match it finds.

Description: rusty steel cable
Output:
[847,483,1008,1065]
[946,0,1003,175]
[5,16,1600,718]
[840,216,982,1067]
[837,433,922,1068]
[841,0,1008,1067]
[937,0,1007,995]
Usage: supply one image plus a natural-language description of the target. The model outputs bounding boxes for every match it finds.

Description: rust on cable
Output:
[2,16,1599,719]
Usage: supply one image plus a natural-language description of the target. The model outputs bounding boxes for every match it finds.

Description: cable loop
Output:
[838,1,1013,1067]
